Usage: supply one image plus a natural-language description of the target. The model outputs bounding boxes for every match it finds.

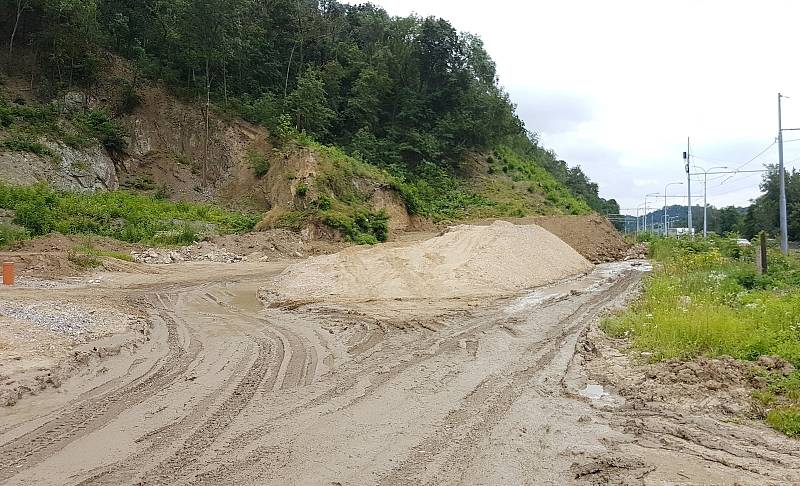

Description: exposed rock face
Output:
[0,141,118,192]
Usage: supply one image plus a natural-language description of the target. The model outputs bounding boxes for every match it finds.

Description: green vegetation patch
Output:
[603,236,800,436]
[0,222,30,249]
[0,184,258,246]
[0,98,126,155]
[766,406,800,437]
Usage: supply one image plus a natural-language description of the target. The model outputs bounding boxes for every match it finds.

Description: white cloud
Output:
[341,0,800,213]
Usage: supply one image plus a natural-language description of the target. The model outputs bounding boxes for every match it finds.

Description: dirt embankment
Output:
[467,214,629,263]
[533,214,629,263]
[261,221,593,308]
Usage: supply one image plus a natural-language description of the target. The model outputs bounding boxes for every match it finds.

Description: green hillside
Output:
[0,0,619,234]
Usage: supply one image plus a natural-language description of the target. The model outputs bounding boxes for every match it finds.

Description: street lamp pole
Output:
[645,193,659,233]
[692,165,728,237]
[778,94,789,255]
[664,182,684,236]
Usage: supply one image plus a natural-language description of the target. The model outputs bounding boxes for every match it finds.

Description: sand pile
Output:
[261,221,593,305]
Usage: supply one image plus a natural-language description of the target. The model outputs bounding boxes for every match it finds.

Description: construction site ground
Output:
[1,222,799,485]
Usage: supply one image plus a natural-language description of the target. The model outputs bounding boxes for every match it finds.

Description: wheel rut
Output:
[0,300,199,482]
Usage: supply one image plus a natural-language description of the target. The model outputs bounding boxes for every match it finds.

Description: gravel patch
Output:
[0,301,124,337]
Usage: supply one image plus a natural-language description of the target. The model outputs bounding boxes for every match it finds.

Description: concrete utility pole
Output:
[685,138,693,236]
[778,93,789,255]
[664,182,684,236]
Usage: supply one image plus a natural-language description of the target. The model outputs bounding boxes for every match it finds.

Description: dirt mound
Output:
[533,215,629,263]
[262,221,593,306]
[211,229,345,258]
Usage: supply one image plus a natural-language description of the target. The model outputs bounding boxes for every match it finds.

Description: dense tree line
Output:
[742,165,800,241]
[643,205,745,235]
[0,0,616,214]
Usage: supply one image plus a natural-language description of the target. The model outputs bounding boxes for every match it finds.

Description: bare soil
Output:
[469,214,630,263]
[1,224,797,485]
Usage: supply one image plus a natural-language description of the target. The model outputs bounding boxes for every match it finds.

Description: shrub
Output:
[322,209,388,244]
[73,109,127,153]
[247,150,270,178]
[0,183,257,246]
[0,223,29,249]
[295,183,308,197]
[119,84,143,114]
[314,195,332,211]
[0,133,59,160]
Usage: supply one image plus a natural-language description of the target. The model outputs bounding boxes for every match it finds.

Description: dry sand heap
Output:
[262,220,593,306]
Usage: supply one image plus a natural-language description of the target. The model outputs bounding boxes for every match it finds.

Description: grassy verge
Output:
[603,236,800,436]
[67,238,134,268]
[0,184,259,246]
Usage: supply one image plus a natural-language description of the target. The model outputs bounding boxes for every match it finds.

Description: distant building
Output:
[669,227,694,236]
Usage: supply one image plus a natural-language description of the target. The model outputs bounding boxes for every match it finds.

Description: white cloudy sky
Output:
[341,0,800,214]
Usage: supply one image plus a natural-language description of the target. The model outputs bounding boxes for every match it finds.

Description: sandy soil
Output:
[0,230,798,485]
[263,221,593,306]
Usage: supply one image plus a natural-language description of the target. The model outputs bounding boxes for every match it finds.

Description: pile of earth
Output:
[261,220,593,306]
[466,215,630,263]
[533,215,630,263]
[0,234,143,279]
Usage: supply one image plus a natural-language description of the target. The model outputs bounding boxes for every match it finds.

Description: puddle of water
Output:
[579,384,609,400]
[505,260,649,313]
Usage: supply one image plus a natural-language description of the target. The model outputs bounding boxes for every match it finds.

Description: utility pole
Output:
[685,138,693,237]
[778,93,789,255]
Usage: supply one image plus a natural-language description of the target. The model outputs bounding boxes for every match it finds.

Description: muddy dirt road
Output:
[1,260,797,485]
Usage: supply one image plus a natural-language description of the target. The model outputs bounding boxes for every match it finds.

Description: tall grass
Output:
[0,184,259,246]
[605,237,800,364]
[603,236,800,436]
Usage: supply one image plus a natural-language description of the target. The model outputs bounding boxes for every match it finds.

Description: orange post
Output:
[3,262,14,286]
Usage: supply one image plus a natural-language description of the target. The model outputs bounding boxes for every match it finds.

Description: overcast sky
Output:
[341,0,800,215]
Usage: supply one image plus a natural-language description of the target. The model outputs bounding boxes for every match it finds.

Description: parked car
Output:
[735,238,752,247]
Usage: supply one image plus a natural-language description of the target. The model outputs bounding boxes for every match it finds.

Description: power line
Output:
[719,141,776,184]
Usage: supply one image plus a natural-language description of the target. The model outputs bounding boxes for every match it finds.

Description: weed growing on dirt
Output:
[0,184,258,246]
[766,406,800,437]
[0,223,30,249]
[603,236,800,435]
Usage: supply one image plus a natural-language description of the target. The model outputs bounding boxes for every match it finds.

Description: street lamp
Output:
[645,192,660,233]
[636,204,647,234]
[664,182,684,236]
[692,165,728,237]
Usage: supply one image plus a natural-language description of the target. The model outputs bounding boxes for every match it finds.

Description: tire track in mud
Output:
[618,410,800,480]
[0,296,199,482]
[77,283,318,485]
[208,275,636,481]
[133,334,274,485]
[377,272,640,486]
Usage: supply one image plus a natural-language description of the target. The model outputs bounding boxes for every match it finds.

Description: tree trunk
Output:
[9,1,23,56]
[203,58,210,188]
[284,43,296,98]
[223,60,227,106]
